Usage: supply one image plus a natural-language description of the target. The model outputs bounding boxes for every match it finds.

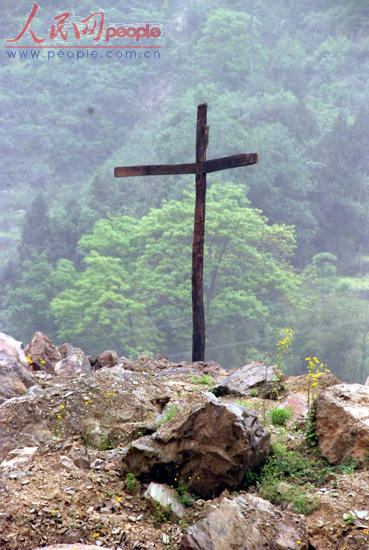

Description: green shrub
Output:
[176,483,193,507]
[249,388,259,397]
[268,407,293,426]
[125,472,136,493]
[243,468,258,487]
[159,404,178,424]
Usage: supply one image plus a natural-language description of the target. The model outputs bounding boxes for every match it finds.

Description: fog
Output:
[1,0,369,382]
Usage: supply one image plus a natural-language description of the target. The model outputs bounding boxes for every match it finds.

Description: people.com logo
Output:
[4,2,163,48]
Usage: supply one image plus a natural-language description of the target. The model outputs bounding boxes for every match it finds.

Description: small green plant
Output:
[305,405,318,447]
[159,404,178,424]
[268,407,293,426]
[189,375,214,386]
[243,468,258,487]
[176,483,193,507]
[96,433,114,451]
[125,472,136,493]
[344,512,355,525]
[153,503,171,525]
[335,458,359,475]
[249,388,259,397]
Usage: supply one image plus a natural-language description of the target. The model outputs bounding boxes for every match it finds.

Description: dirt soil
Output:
[0,372,368,549]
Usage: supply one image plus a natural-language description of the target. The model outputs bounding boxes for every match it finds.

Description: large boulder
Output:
[120,355,226,379]
[0,331,28,366]
[54,343,91,377]
[122,392,270,499]
[0,366,171,459]
[180,493,309,550]
[315,383,369,463]
[0,332,35,404]
[215,361,283,398]
[25,331,61,373]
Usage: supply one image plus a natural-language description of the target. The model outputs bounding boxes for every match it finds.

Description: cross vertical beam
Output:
[192,103,209,362]
[114,104,258,363]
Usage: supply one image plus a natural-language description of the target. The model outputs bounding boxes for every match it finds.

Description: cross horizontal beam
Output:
[114,153,258,178]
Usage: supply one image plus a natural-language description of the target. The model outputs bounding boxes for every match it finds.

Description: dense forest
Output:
[1,0,369,381]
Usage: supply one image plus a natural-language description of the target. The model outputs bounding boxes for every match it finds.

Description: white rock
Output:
[144,482,185,519]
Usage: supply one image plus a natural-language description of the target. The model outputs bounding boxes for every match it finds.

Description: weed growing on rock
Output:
[344,512,355,525]
[268,407,293,426]
[96,433,114,451]
[159,404,178,424]
[125,472,136,493]
[189,374,214,386]
[249,388,259,397]
[176,483,193,507]
[153,503,171,525]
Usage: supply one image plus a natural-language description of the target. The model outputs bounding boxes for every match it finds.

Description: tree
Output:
[52,184,298,365]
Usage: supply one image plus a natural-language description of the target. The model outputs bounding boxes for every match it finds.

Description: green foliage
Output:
[257,441,328,514]
[153,503,171,526]
[189,375,214,386]
[1,0,369,381]
[344,512,355,525]
[48,184,297,361]
[267,407,293,426]
[96,434,114,452]
[334,458,359,476]
[176,484,193,507]
[249,388,259,397]
[159,405,178,425]
[243,468,258,488]
[305,405,318,448]
[125,473,137,493]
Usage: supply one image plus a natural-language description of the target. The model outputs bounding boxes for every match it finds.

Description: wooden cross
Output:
[114,103,258,362]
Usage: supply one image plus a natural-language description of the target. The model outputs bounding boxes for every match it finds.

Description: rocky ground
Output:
[0,332,369,549]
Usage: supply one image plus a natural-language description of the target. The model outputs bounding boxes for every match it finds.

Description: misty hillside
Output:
[1,0,369,382]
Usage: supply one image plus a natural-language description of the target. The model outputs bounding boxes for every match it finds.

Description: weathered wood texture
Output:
[114,153,258,178]
[192,103,208,362]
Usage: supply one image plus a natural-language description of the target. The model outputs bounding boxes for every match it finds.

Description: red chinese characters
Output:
[7,2,45,43]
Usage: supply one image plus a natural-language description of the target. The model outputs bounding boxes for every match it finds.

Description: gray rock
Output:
[215,361,282,398]
[180,493,308,550]
[0,366,170,458]
[122,392,270,499]
[0,331,28,367]
[54,343,91,377]
[0,332,35,404]
[316,383,369,463]
[144,482,185,519]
